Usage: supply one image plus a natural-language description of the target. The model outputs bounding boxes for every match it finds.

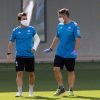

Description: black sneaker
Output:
[54,88,65,96]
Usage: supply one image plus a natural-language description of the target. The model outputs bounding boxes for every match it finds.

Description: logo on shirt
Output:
[28,30,31,32]
[68,26,71,30]
[27,30,32,34]
[67,26,72,32]
[18,31,21,34]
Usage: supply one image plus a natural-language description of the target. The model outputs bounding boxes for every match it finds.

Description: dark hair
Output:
[17,12,27,20]
[58,8,70,17]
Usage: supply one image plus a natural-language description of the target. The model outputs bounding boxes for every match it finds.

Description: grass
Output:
[0,91,100,100]
[0,62,100,100]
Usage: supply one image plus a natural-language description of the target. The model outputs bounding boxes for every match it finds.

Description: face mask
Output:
[21,20,28,26]
[58,17,64,23]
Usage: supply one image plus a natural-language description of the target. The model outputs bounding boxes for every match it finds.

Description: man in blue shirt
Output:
[7,12,40,97]
[44,8,81,96]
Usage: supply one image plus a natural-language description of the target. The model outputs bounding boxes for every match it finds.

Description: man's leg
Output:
[16,71,23,96]
[15,57,24,97]
[53,67,65,96]
[68,71,75,91]
[65,58,75,96]
[53,55,65,96]
[28,72,35,96]
[25,58,35,96]
[53,67,63,87]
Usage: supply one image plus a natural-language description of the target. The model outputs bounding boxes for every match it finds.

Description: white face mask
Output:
[21,20,29,26]
[58,17,64,23]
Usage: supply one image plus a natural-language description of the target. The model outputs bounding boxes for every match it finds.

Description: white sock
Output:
[18,86,22,94]
[29,85,34,95]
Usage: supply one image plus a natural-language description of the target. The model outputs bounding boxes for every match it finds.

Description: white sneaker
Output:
[29,92,33,97]
[15,92,22,97]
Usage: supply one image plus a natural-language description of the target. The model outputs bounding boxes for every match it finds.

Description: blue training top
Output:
[10,26,36,57]
[56,21,81,58]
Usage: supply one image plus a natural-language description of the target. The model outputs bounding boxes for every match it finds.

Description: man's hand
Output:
[7,54,12,63]
[43,36,58,53]
[71,50,78,56]
[43,48,53,53]
[31,48,35,53]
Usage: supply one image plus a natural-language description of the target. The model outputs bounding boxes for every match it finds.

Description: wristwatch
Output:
[7,53,12,55]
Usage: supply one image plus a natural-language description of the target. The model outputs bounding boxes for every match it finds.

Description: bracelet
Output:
[7,53,11,55]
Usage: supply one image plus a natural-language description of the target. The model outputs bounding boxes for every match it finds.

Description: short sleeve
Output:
[10,29,16,42]
[32,27,37,37]
[56,25,59,38]
[73,23,81,38]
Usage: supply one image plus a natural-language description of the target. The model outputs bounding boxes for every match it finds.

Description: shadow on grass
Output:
[23,96,60,100]
[16,95,100,100]
[63,95,100,100]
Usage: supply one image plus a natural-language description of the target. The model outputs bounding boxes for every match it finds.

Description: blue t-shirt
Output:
[10,26,36,57]
[56,21,81,58]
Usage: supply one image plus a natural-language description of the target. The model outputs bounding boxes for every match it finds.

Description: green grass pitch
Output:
[0,62,100,100]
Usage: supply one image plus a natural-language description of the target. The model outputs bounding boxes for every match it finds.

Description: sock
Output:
[29,85,34,94]
[69,88,73,91]
[18,86,22,94]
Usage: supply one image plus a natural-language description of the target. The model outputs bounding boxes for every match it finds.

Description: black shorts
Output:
[54,55,75,72]
[15,57,35,72]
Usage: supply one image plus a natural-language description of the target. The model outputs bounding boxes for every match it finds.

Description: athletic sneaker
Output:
[54,88,65,96]
[69,90,74,96]
[15,92,22,97]
[29,92,33,97]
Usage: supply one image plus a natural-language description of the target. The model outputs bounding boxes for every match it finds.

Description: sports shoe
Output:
[54,88,65,96]
[69,90,74,96]
[15,92,22,97]
[29,92,33,97]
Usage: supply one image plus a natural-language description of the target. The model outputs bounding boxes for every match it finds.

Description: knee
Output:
[29,72,35,80]
[53,67,60,71]
[68,71,75,75]
[17,72,23,78]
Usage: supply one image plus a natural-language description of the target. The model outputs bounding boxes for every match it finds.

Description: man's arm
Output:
[74,38,81,51]
[44,36,59,53]
[7,41,13,53]
[50,36,59,50]
[7,41,13,63]
[71,38,81,56]
[32,33,40,51]
[73,22,81,53]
